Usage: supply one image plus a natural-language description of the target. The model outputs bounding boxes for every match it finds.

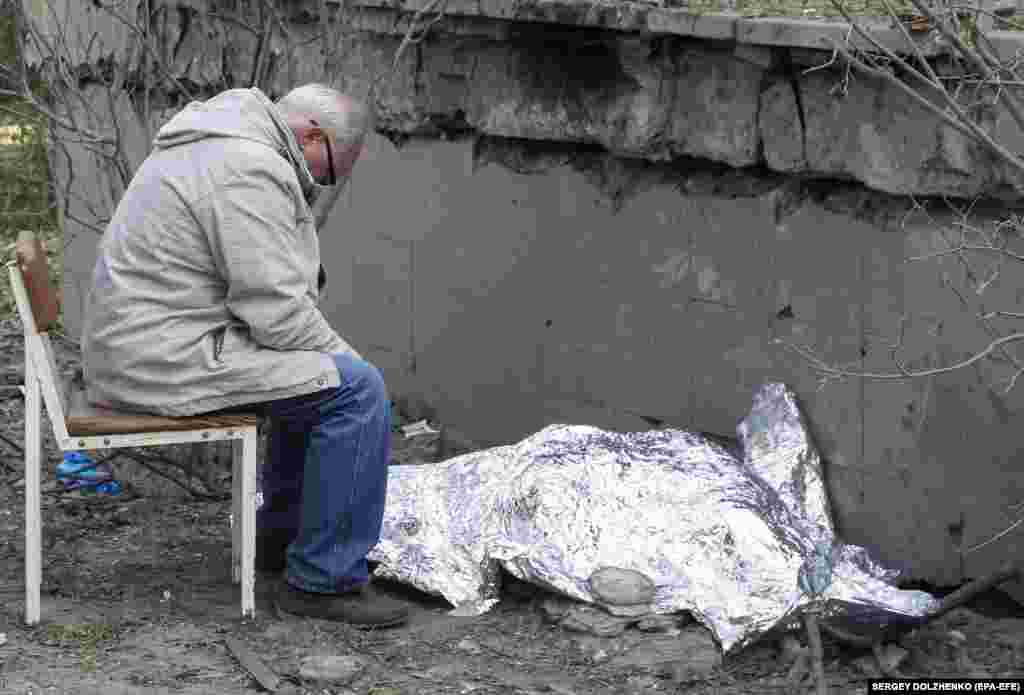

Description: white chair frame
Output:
[7,259,258,624]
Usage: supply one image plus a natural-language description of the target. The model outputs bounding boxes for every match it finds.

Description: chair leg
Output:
[23,358,42,625]
[231,438,242,585]
[234,430,257,618]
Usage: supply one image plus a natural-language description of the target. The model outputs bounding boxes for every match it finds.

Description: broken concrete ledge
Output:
[28,0,1024,202]
[347,0,1024,61]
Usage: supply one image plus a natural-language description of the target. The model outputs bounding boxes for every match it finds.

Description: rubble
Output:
[600,602,654,618]
[298,654,369,684]
[588,567,656,606]
[559,604,632,638]
[636,614,689,633]
[611,629,721,676]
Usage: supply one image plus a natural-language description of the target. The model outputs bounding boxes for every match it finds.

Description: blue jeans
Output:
[241,353,391,593]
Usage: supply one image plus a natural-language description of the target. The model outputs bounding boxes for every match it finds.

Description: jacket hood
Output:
[154,88,316,196]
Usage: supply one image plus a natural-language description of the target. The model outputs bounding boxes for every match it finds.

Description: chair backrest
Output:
[7,231,69,442]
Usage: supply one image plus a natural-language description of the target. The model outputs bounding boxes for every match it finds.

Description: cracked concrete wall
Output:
[328,132,1024,595]
[29,0,1024,593]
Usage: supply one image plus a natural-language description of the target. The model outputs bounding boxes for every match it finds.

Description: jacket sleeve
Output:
[205,159,360,358]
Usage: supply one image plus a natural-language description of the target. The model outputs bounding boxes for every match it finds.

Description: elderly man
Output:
[81,84,409,627]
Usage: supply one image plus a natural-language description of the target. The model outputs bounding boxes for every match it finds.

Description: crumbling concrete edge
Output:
[345,0,1024,61]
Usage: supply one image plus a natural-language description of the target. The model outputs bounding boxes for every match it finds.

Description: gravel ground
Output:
[2,318,1024,695]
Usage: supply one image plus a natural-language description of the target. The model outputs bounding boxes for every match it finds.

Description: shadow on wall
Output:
[469,133,913,224]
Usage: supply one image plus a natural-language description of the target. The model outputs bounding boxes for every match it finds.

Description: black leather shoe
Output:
[276,581,410,628]
[256,531,294,573]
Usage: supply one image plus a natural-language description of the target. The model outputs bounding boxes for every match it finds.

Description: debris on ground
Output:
[225,635,282,692]
[297,653,368,685]
[400,419,439,438]
[3,317,1024,694]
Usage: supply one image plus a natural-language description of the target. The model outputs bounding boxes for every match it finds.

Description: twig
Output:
[872,642,902,677]
[804,611,829,695]
[390,0,449,73]
[909,0,1024,135]
[776,331,1024,382]
[931,562,1020,619]
[0,430,24,454]
[225,637,281,692]
[110,449,225,501]
[907,242,1024,263]
[819,621,876,648]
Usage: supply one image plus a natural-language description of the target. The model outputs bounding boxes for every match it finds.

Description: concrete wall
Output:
[322,131,1024,591]
[31,0,1024,594]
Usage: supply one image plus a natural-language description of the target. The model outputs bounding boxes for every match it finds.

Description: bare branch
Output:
[390,0,449,73]
[776,331,1024,383]
[906,242,1024,263]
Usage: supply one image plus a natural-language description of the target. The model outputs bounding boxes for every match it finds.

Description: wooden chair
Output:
[7,230,260,624]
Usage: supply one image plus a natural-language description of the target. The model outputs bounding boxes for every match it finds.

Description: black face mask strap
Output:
[309,119,336,186]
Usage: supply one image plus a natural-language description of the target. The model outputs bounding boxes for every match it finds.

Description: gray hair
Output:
[276,83,373,148]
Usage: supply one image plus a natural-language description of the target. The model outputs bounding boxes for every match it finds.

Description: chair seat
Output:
[65,384,260,436]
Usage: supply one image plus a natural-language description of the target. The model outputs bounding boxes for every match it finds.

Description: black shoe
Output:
[276,581,410,628]
[256,531,294,573]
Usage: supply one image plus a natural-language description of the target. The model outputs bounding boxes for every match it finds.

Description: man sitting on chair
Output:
[80,84,408,628]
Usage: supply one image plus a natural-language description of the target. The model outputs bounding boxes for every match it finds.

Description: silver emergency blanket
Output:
[362,383,938,652]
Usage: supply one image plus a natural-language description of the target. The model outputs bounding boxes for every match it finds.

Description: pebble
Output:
[624,674,664,693]
[589,567,656,606]
[560,604,632,637]
[600,602,653,618]
[636,614,686,633]
[609,627,722,681]
[571,635,615,663]
[541,597,573,623]
[456,637,482,654]
[878,644,909,673]
[852,654,882,678]
[299,654,368,684]
[852,644,908,677]
[777,633,806,665]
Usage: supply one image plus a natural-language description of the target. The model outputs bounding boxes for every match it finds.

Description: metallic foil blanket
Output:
[361,383,938,651]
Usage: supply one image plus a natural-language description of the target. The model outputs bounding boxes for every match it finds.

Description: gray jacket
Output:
[82,88,360,416]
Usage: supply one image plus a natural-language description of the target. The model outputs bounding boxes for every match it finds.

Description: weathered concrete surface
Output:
[320,132,1024,595]
[24,1,1024,199]
[25,0,1024,598]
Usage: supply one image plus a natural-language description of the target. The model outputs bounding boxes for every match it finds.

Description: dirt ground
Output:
[3,321,1024,695]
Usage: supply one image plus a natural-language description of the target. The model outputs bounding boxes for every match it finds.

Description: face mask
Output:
[307,175,350,230]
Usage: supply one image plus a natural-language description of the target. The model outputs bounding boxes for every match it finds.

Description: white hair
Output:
[275,83,373,148]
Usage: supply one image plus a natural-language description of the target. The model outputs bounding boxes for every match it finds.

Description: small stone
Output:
[367,688,401,695]
[625,675,663,693]
[853,654,882,678]
[609,627,722,679]
[878,644,909,672]
[636,614,685,633]
[560,604,632,637]
[299,654,368,684]
[541,597,573,623]
[589,567,656,606]
[600,602,652,618]
[571,635,614,663]
[456,637,481,654]
[778,633,805,665]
